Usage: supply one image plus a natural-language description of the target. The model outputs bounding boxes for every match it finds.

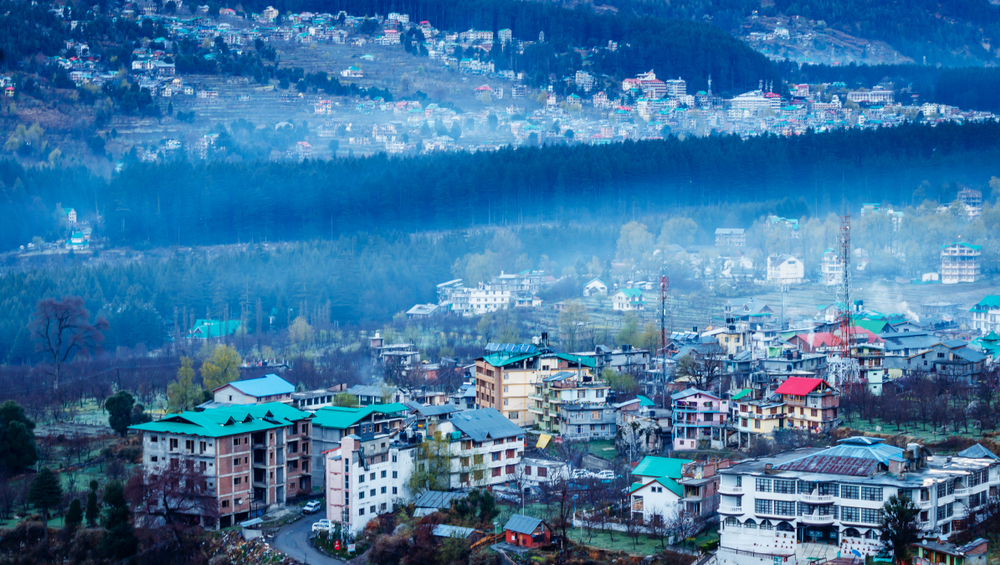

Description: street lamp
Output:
[493,520,499,542]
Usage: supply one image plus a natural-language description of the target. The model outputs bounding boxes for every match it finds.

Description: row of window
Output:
[755,478,882,501]
[750,500,882,524]
[358,486,398,499]
[358,470,398,483]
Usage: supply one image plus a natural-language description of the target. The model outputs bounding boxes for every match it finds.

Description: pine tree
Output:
[28,468,62,542]
[85,483,99,527]
[65,499,83,529]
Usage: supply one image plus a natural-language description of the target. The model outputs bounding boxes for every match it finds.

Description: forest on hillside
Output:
[2,122,999,254]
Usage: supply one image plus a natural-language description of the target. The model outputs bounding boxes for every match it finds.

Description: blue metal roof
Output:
[225,374,295,398]
[505,514,543,535]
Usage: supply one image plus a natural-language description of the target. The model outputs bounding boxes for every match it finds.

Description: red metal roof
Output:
[774,376,827,396]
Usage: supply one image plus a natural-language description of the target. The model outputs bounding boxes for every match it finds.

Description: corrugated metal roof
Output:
[219,374,294,397]
[450,408,524,442]
[414,490,468,509]
[505,514,543,535]
[777,455,879,477]
[956,444,1000,460]
[632,456,692,480]
[433,524,478,538]
[774,377,827,396]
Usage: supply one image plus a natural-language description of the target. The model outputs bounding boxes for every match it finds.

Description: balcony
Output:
[719,485,744,496]
[718,505,743,515]
[800,494,834,504]
[953,507,968,520]
[953,488,969,497]
[800,512,835,526]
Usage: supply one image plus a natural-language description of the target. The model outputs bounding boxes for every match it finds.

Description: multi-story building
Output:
[941,242,981,284]
[558,402,617,441]
[671,388,727,451]
[130,403,313,528]
[529,371,609,433]
[716,438,1000,565]
[325,430,417,535]
[310,403,409,488]
[612,288,646,311]
[629,456,691,523]
[680,458,732,518]
[432,408,525,489]
[821,249,844,287]
[475,348,595,426]
[774,377,839,433]
[573,345,651,374]
[732,397,786,448]
[969,295,1000,334]
[715,228,746,247]
[766,255,804,285]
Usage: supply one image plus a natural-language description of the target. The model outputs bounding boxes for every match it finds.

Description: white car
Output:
[595,470,615,480]
[312,519,333,533]
[303,501,322,514]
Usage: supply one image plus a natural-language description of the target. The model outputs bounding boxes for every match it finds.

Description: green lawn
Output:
[576,528,671,556]
[840,415,985,446]
[586,440,617,461]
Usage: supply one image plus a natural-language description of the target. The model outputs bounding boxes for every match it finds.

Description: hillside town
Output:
[14,1,997,165]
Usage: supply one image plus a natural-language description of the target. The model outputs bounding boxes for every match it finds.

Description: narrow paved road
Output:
[273,510,346,565]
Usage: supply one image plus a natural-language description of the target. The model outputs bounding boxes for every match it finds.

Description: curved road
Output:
[273,511,347,565]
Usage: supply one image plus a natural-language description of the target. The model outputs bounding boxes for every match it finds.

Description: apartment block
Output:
[131,403,313,528]
[716,439,1000,565]
[529,370,609,433]
[309,403,409,488]
[325,432,417,535]
[941,242,982,284]
[475,348,595,426]
[774,377,839,433]
[432,408,525,489]
[671,388,727,451]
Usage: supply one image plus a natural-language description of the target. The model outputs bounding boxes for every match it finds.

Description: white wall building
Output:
[433,408,525,489]
[717,438,1000,565]
[766,255,804,285]
[325,433,417,535]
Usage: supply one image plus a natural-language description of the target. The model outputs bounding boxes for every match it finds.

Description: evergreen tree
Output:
[101,480,137,560]
[0,400,36,473]
[879,494,920,564]
[65,498,83,529]
[28,468,62,542]
[105,391,137,437]
[85,482,99,527]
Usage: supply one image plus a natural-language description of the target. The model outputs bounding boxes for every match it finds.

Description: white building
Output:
[325,432,417,535]
[518,455,569,486]
[940,242,981,284]
[212,374,295,405]
[583,278,608,296]
[820,249,844,287]
[717,438,1000,565]
[969,295,1000,334]
[846,88,893,105]
[766,255,804,285]
[432,408,525,489]
[611,288,646,311]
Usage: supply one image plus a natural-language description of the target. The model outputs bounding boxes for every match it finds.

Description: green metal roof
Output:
[632,455,692,480]
[482,352,537,367]
[941,242,982,250]
[311,403,409,430]
[854,320,888,335]
[629,476,683,498]
[130,402,311,438]
[636,395,655,407]
[731,389,752,401]
[970,295,1000,313]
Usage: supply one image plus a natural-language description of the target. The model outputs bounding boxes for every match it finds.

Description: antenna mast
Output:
[660,274,669,407]
[831,213,860,388]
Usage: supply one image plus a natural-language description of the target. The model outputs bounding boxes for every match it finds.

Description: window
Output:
[756,478,772,492]
[381,487,386,494]
[538,467,548,478]
[841,506,859,522]
[150,436,158,443]
[841,485,859,499]
[755,420,761,429]
[359,490,365,500]
[370,505,376,514]
[222,500,230,508]
[506,464,515,474]
[359,508,365,516]
[947,481,955,495]
[359,474,365,483]
[234,477,242,485]
[861,487,882,501]
[392,487,398,495]
[506,449,515,459]
[492,468,501,478]
[525,466,532,475]
[170,438,179,450]
[755,499,773,514]
[774,480,795,494]
[381,470,387,478]
[370,489,375,497]
[233,438,239,447]
[819,483,839,497]
[370,472,375,481]
[774,501,795,516]
[392,471,397,479]
[150,456,158,462]
[861,508,880,524]
[937,482,947,498]
[492,452,501,462]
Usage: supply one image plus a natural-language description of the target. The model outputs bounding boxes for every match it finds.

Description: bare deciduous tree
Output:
[30,296,108,392]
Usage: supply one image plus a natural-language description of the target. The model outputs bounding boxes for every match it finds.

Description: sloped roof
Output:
[414,490,469,509]
[217,374,294,397]
[433,524,478,538]
[636,395,656,407]
[130,402,310,438]
[854,320,889,335]
[956,444,1000,461]
[629,476,683,497]
[774,377,828,396]
[970,296,1000,313]
[505,514,543,535]
[671,387,719,401]
[731,389,752,401]
[632,456,692,480]
[793,332,840,348]
[450,408,523,441]
[311,403,409,430]
[776,436,903,476]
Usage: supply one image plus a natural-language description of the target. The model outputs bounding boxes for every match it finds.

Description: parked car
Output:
[303,500,322,514]
[595,470,615,480]
[312,519,333,533]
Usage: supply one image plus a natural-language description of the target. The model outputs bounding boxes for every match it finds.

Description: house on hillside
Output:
[188,319,242,339]
[766,255,804,284]
[583,278,608,296]
[612,288,646,311]
[504,515,550,548]
[212,374,295,406]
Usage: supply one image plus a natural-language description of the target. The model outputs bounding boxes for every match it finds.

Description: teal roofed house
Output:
[188,319,241,339]
[629,455,730,522]
[970,295,1000,335]
[129,402,314,528]
[311,403,410,488]
[612,288,646,311]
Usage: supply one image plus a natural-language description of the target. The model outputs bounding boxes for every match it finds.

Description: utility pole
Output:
[660,274,669,408]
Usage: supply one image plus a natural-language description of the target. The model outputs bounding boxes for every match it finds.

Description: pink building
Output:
[671,388,727,451]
